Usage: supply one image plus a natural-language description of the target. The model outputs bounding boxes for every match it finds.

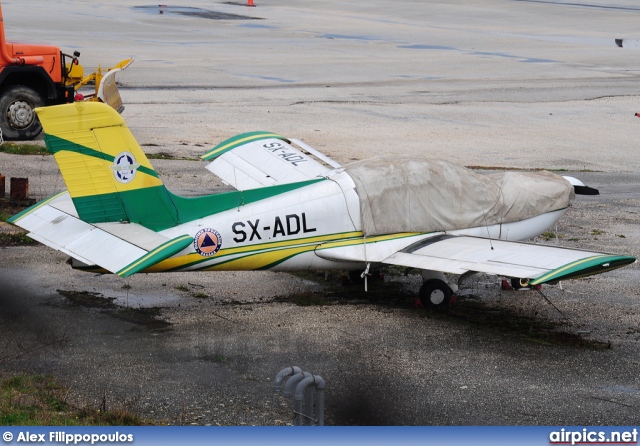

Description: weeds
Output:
[0,232,36,246]
[0,142,49,156]
[192,292,208,299]
[540,231,564,241]
[0,374,146,425]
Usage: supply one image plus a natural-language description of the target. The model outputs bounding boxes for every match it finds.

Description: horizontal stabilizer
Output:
[9,192,190,276]
[202,132,336,189]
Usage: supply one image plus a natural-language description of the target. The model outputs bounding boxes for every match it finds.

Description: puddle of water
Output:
[238,73,295,83]
[513,0,640,13]
[399,45,558,63]
[133,5,261,20]
[520,57,558,63]
[399,44,456,51]
[239,23,276,29]
[499,33,618,48]
[472,51,557,63]
[111,292,183,308]
[323,34,377,41]
[603,386,640,395]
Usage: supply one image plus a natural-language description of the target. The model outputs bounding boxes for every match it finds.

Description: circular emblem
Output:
[110,151,141,184]
[194,229,222,257]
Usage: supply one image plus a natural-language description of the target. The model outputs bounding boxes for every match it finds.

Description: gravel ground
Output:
[1,0,639,426]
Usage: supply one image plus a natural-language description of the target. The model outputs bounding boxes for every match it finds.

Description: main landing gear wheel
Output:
[419,279,453,309]
[0,85,44,140]
[510,278,530,290]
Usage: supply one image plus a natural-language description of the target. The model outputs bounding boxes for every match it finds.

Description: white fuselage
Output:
[158,170,567,273]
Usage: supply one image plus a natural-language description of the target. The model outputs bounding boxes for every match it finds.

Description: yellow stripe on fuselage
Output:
[145,231,422,273]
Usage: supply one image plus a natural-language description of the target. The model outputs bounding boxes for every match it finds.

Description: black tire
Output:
[0,85,44,140]
[510,278,530,290]
[419,279,452,309]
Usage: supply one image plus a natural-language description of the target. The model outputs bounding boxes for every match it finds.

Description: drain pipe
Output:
[294,374,325,426]
[313,375,325,426]
[273,366,302,392]
[274,367,325,426]
[292,373,313,426]
[283,371,309,398]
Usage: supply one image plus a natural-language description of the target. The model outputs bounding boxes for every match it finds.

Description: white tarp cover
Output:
[344,156,574,236]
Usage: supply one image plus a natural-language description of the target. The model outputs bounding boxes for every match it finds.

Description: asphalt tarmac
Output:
[0,0,639,426]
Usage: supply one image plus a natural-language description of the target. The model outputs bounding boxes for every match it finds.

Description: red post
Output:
[10,177,28,200]
[248,0,255,6]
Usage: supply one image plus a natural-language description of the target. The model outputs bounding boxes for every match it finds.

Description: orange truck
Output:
[0,2,132,140]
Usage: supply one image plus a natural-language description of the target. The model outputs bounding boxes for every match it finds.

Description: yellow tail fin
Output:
[36,102,179,230]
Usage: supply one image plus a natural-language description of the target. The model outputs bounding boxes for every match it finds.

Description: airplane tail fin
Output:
[36,102,179,231]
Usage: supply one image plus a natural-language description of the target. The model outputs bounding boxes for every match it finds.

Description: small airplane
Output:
[9,102,636,308]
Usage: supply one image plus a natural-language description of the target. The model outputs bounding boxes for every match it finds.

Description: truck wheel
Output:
[0,86,44,140]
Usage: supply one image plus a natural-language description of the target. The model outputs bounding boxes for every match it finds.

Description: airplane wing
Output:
[8,192,192,278]
[201,132,340,189]
[317,234,636,285]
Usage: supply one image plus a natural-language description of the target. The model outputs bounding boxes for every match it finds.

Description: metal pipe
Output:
[0,4,43,65]
[313,375,326,426]
[289,372,312,426]
[294,374,317,426]
[273,366,302,392]
[283,371,307,398]
[304,381,314,425]
[0,3,20,64]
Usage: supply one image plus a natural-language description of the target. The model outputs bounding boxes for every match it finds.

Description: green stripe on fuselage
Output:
[73,179,326,231]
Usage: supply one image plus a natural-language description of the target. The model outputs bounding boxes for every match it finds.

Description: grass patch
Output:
[539,231,564,241]
[146,152,198,161]
[0,142,49,156]
[191,292,208,299]
[0,374,145,425]
[200,353,228,363]
[0,232,36,246]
